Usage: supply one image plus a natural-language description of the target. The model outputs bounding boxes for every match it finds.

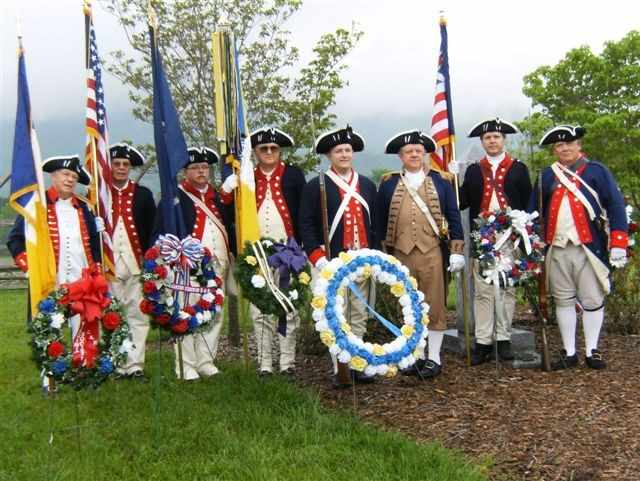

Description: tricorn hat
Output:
[468,117,518,138]
[185,147,220,168]
[384,130,437,154]
[250,127,294,148]
[109,143,145,167]
[539,125,586,146]
[314,125,365,154]
[42,155,91,186]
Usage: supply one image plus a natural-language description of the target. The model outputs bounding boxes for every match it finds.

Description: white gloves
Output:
[95,216,106,233]
[315,257,329,270]
[221,173,239,193]
[448,160,462,175]
[448,253,466,273]
[610,247,628,268]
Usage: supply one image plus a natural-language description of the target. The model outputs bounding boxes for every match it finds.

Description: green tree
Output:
[516,30,640,207]
[101,0,362,173]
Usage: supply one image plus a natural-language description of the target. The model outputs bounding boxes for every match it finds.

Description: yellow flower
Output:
[319,331,335,347]
[311,296,327,310]
[338,252,353,263]
[385,366,398,378]
[298,272,311,285]
[320,268,334,280]
[401,324,415,338]
[413,349,423,359]
[350,356,367,372]
[340,322,352,334]
[362,265,372,279]
[390,282,406,297]
[421,314,430,326]
[409,276,418,289]
[372,344,385,356]
[388,256,400,266]
[337,287,346,297]
[245,255,258,266]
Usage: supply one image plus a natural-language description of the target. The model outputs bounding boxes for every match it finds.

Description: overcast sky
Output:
[1,0,639,193]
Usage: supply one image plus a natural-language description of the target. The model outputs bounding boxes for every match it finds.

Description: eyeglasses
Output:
[257,145,280,153]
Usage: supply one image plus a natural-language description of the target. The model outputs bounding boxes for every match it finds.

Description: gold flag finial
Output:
[83,0,92,16]
[439,10,447,26]
[148,0,159,30]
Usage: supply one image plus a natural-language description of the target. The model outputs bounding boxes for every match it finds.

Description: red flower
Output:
[143,281,157,294]
[184,306,196,316]
[140,299,155,314]
[144,247,160,260]
[172,319,188,334]
[203,247,212,257]
[630,222,638,234]
[154,265,168,279]
[497,215,507,224]
[47,341,65,358]
[198,299,212,310]
[214,276,222,287]
[215,294,224,306]
[155,313,170,326]
[103,312,121,330]
[527,261,536,270]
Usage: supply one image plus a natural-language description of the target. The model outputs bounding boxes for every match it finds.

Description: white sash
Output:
[324,170,370,242]
[399,172,441,237]
[179,185,230,252]
[550,162,598,221]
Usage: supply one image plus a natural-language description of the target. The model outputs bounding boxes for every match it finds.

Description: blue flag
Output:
[150,24,187,238]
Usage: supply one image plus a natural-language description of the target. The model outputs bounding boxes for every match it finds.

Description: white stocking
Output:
[555,305,577,356]
[428,330,444,365]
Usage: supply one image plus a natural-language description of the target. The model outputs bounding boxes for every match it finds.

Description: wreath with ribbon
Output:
[140,234,224,336]
[29,265,131,389]
[471,208,545,287]
[235,237,311,330]
[311,249,430,377]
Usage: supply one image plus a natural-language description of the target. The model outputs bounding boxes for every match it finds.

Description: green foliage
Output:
[607,255,640,334]
[101,0,363,174]
[516,30,640,206]
[369,167,394,185]
[0,197,14,221]
[0,289,488,481]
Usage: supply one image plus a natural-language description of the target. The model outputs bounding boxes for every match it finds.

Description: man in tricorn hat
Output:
[376,130,465,378]
[299,125,379,387]
[456,118,532,365]
[7,155,102,330]
[249,127,306,378]
[529,125,628,370]
[156,146,235,380]
[108,143,156,380]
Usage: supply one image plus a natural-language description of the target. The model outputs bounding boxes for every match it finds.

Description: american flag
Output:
[84,5,114,276]
[429,15,456,173]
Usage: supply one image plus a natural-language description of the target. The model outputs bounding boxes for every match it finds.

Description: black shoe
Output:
[130,370,148,382]
[417,359,442,379]
[401,358,426,376]
[279,368,296,381]
[113,372,131,380]
[497,341,515,361]
[585,349,606,370]
[258,370,273,379]
[352,369,375,384]
[551,349,579,371]
[470,343,493,366]
[331,374,352,389]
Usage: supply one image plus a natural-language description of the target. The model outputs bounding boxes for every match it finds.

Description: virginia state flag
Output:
[150,19,187,238]
[9,42,56,314]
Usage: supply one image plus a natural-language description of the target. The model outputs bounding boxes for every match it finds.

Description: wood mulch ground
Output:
[277,313,640,481]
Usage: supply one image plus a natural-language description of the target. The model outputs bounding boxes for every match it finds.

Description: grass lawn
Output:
[0,289,488,481]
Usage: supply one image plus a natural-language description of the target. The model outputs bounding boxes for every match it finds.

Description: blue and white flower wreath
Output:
[311,249,430,377]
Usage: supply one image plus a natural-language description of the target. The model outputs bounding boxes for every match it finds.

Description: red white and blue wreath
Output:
[140,234,224,336]
[30,265,131,389]
[311,249,430,377]
[471,208,545,287]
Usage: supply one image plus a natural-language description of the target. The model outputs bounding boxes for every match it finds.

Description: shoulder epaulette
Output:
[379,171,400,183]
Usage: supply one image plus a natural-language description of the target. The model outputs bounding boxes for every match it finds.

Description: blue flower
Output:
[153,303,165,314]
[143,260,157,271]
[39,299,56,314]
[188,317,199,330]
[98,356,114,375]
[52,359,68,376]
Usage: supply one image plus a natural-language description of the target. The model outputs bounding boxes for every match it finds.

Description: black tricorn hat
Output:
[109,143,145,167]
[250,127,294,148]
[468,117,519,138]
[42,155,91,186]
[539,125,586,146]
[185,147,220,168]
[314,125,365,154]
[384,130,437,154]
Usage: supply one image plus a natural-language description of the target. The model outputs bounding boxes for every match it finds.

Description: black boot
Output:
[585,349,606,370]
[497,341,515,361]
[470,343,493,366]
[551,349,579,371]
[417,359,442,378]
[401,358,425,376]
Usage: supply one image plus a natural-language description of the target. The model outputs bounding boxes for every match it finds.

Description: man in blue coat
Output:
[299,125,378,386]
[376,130,465,378]
[530,125,628,370]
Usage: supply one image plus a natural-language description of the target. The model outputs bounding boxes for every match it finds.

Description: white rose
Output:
[196,312,204,324]
[119,338,134,354]
[315,320,329,331]
[207,279,217,288]
[312,310,325,321]
[203,311,212,322]
[288,289,299,301]
[251,274,266,288]
[364,365,377,377]
[337,350,352,363]
[399,294,411,307]
[329,344,340,355]
[202,292,214,303]
[50,313,65,329]
[179,310,191,320]
[165,296,175,307]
